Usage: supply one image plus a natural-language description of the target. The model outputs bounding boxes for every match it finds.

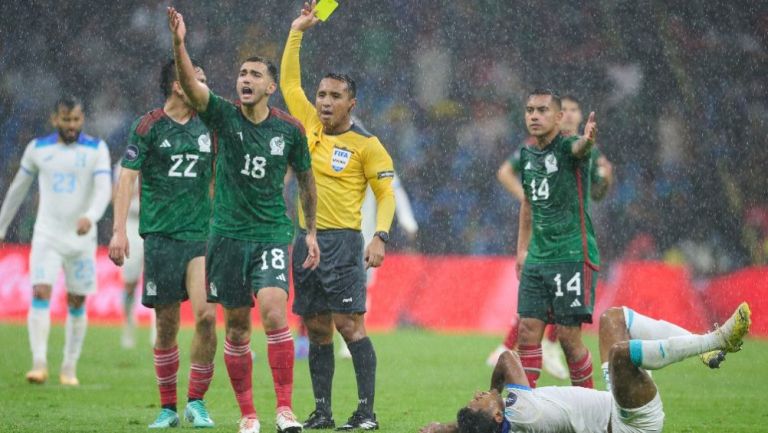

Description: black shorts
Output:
[292,229,366,316]
[141,235,206,308]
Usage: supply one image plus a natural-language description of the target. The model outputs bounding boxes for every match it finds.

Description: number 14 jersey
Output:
[122,108,213,241]
[519,135,600,268]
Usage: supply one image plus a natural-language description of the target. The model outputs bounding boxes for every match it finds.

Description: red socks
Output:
[188,363,214,400]
[569,351,594,388]
[518,344,542,388]
[154,346,180,408]
[224,339,256,417]
[267,327,295,410]
[545,325,558,343]
[503,321,519,350]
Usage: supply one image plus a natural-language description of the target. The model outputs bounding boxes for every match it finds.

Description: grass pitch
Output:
[1,323,766,432]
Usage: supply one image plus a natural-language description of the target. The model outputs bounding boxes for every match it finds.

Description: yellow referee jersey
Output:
[280,29,395,233]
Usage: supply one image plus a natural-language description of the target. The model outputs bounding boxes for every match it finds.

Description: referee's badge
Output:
[331,147,351,172]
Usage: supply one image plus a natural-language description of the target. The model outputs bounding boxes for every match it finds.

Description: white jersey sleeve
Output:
[83,140,113,223]
[0,140,37,238]
[502,385,612,433]
[392,173,418,235]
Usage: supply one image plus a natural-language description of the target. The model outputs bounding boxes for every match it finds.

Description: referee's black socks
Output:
[309,342,335,415]
[348,337,377,417]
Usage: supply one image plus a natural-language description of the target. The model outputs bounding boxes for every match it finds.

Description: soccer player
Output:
[108,59,218,429]
[511,88,601,390]
[281,2,396,430]
[419,302,752,433]
[167,7,319,433]
[112,158,144,349]
[487,95,615,382]
[0,96,112,386]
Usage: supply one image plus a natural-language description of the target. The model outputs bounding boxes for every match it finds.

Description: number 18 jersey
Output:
[519,135,600,268]
[121,108,213,241]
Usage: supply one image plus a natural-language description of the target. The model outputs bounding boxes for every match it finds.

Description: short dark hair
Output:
[160,58,204,98]
[528,88,561,110]
[323,73,357,98]
[561,94,581,107]
[457,407,500,433]
[54,95,83,112]
[243,56,278,82]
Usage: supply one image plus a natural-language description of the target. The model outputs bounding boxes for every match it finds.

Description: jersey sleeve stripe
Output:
[270,107,306,135]
[20,166,35,175]
[575,167,600,271]
[93,170,112,176]
[136,108,165,136]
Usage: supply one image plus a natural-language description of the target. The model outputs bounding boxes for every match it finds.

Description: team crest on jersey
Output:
[198,134,212,153]
[270,136,285,156]
[209,282,218,297]
[544,153,558,174]
[146,280,157,296]
[331,147,351,172]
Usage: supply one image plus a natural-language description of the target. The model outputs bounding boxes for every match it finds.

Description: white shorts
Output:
[121,217,144,284]
[612,393,665,433]
[30,234,97,296]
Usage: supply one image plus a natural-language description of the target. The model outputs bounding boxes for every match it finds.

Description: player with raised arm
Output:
[487,95,615,381]
[281,2,396,430]
[109,59,218,429]
[0,96,112,386]
[420,302,751,433]
[167,7,319,433]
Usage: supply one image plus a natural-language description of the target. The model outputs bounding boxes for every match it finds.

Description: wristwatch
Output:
[374,231,390,243]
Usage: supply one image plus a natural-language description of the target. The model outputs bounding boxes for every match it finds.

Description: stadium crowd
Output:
[1,0,766,276]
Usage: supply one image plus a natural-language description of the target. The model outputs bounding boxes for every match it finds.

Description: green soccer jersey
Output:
[199,92,312,243]
[519,134,600,267]
[121,108,213,241]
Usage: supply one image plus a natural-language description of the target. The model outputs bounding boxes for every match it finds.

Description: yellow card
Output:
[315,0,339,21]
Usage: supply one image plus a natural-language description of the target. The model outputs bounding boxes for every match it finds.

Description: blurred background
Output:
[1,0,767,278]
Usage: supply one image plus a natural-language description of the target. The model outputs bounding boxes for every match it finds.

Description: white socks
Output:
[28,299,51,369]
[62,306,88,376]
[623,307,691,340]
[629,332,721,370]
[601,362,611,391]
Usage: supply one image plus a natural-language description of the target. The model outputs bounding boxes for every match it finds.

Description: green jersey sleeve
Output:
[509,148,523,173]
[121,117,149,170]
[289,127,312,173]
[199,91,236,131]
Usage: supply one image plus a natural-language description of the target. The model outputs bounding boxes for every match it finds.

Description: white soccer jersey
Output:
[0,132,112,244]
[361,171,419,245]
[502,385,612,433]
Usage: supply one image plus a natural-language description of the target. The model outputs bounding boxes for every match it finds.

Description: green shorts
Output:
[206,233,290,308]
[141,235,206,308]
[517,261,597,326]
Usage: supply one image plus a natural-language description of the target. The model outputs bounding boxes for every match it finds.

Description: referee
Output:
[280,2,395,431]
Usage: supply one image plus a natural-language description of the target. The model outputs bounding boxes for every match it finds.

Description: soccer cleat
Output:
[276,409,303,433]
[184,400,215,428]
[59,373,80,386]
[25,368,48,384]
[541,339,569,380]
[149,408,180,428]
[335,412,378,431]
[716,302,751,353]
[239,416,261,433]
[700,350,726,369]
[303,410,335,429]
[485,345,510,367]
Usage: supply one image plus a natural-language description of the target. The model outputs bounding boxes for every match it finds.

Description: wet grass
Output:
[1,323,766,432]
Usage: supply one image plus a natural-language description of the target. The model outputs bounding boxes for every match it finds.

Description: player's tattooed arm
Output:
[296,168,320,269]
[491,351,530,392]
[572,111,597,159]
[167,7,210,112]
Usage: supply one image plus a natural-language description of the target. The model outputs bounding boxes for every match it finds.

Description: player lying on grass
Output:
[420,302,751,433]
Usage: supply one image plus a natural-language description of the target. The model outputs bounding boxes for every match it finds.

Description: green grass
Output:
[1,323,767,432]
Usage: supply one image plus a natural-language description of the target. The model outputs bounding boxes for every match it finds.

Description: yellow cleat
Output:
[717,302,751,353]
[59,373,80,386]
[699,350,726,369]
[25,368,49,384]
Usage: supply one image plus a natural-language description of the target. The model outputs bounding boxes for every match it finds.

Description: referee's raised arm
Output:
[280,1,321,128]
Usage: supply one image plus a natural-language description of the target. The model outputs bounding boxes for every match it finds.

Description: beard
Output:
[58,128,80,144]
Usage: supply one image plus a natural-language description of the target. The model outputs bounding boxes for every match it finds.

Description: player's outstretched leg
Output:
[60,294,88,386]
[627,302,751,371]
[26,287,52,384]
